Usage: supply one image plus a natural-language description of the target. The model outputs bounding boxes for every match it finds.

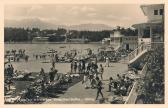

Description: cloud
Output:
[27,5,43,15]
[81,6,96,12]
[106,15,132,21]
[5,4,147,27]
[68,5,96,16]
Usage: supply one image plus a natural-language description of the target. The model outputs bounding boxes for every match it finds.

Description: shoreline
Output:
[4,41,102,44]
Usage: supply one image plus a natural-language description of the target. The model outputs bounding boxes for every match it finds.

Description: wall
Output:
[122,36,138,50]
[110,31,123,38]
[141,4,164,23]
[138,38,151,45]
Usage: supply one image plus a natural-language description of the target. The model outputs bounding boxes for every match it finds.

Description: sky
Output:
[4,4,147,27]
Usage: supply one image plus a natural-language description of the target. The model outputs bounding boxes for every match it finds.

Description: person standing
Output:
[108,77,114,92]
[78,61,82,73]
[105,57,110,67]
[36,55,38,60]
[74,61,77,73]
[25,55,29,62]
[10,65,14,76]
[55,53,59,62]
[82,72,89,89]
[93,62,98,73]
[99,64,104,80]
[39,68,47,94]
[70,61,74,73]
[116,74,122,88]
[89,69,94,87]
[87,61,92,71]
[49,67,56,82]
[39,68,46,82]
[6,65,13,78]
[95,77,104,100]
[117,74,122,81]
[52,58,55,68]
[82,60,86,73]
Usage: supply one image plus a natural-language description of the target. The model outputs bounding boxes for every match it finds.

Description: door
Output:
[126,44,129,50]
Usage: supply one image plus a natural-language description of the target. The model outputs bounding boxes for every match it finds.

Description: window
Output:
[160,9,163,15]
[143,27,150,38]
[154,10,158,15]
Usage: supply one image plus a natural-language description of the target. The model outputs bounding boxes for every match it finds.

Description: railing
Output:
[125,63,148,104]
[128,44,149,63]
[140,62,148,78]
[124,81,137,104]
[151,42,164,49]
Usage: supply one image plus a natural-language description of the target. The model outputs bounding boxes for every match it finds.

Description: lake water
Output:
[5,43,102,56]
[4,43,103,73]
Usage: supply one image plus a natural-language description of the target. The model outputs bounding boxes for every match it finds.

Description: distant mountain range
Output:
[5,18,114,31]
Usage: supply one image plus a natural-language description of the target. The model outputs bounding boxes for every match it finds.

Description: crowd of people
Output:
[4,49,135,101]
[5,49,29,62]
[6,49,26,56]
[4,64,15,92]
[108,74,133,96]
[82,62,103,89]
[97,48,131,63]
[70,60,86,73]
[4,64,15,78]
[33,49,77,63]
[81,62,134,100]
[5,44,164,103]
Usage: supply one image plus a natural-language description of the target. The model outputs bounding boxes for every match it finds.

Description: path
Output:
[44,62,128,104]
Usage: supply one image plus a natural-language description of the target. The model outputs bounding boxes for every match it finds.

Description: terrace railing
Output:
[124,81,138,104]
[151,42,164,49]
[140,62,148,78]
[125,62,148,104]
[128,44,149,64]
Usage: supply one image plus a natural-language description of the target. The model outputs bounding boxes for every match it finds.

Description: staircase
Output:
[128,44,150,64]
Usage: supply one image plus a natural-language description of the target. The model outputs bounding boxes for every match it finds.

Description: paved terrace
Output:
[45,62,128,104]
[10,61,128,104]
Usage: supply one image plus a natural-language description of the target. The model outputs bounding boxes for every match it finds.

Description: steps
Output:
[127,44,149,64]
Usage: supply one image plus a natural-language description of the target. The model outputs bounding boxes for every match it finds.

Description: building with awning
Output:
[127,4,164,64]
[132,4,164,48]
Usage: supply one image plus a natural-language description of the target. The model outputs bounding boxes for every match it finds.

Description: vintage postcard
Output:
[1,0,167,107]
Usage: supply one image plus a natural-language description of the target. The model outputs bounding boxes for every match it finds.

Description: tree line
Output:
[4,27,138,42]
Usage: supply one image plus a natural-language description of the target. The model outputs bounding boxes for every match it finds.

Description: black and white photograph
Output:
[4,3,164,104]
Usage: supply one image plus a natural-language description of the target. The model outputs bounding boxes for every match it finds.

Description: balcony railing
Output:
[128,44,149,64]
[151,42,164,49]
[125,63,148,104]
